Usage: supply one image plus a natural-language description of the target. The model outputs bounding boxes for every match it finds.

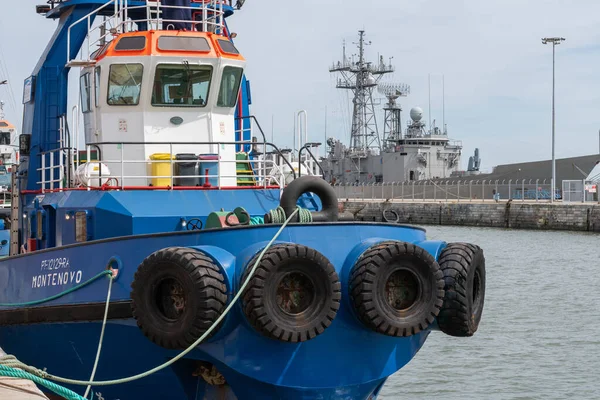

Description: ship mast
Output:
[378,82,410,148]
[330,30,394,155]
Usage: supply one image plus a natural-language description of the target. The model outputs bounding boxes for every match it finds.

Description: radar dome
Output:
[410,107,423,122]
[365,74,377,86]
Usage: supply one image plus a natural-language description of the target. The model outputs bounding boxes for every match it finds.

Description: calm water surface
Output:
[380,226,600,400]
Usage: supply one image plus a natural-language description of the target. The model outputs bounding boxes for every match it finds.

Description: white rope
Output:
[46,208,301,387]
[84,275,114,398]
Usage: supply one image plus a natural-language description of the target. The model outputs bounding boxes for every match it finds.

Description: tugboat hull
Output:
[0,223,443,400]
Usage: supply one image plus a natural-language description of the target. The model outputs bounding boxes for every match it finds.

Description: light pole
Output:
[0,81,7,120]
[542,37,565,203]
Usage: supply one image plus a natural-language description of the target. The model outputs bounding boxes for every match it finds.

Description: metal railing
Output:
[0,192,10,209]
[234,115,301,182]
[331,179,577,203]
[67,0,227,65]
[235,115,323,180]
[298,144,324,178]
[36,141,294,193]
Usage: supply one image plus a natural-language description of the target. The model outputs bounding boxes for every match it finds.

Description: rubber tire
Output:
[131,247,228,349]
[437,243,486,337]
[279,176,339,222]
[349,241,444,337]
[242,244,341,343]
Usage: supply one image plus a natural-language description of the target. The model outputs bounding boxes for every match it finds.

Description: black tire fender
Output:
[437,243,486,337]
[349,241,444,337]
[241,244,341,342]
[131,247,228,349]
[279,176,339,222]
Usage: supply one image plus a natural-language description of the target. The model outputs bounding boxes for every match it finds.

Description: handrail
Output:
[87,138,297,181]
[297,143,324,178]
[67,0,118,64]
[67,0,228,65]
[235,115,267,144]
[234,115,298,180]
[36,140,296,192]
[296,110,308,152]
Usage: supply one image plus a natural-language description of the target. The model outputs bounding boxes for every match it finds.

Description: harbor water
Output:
[382,226,599,400]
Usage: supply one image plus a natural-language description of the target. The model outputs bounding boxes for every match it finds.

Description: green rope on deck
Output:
[267,206,313,224]
[0,270,113,307]
[297,207,313,223]
[267,206,287,224]
[0,365,87,400]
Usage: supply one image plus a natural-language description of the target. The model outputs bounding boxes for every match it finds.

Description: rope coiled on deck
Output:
[267,206,312,224]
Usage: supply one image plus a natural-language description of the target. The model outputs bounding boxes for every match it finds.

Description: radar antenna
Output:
[330,30,394,156]
[378,82,410,147]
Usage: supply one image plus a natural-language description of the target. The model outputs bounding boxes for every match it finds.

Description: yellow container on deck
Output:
[149,153,175,187]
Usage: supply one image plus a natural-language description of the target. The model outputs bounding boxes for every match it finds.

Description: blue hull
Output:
[0,223,443,400]
[0,321,427,399]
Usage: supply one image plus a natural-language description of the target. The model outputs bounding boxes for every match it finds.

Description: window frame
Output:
[79,72,92,113]
[217,39,240,55]
[0,132,10,146]
[114,36,147,51]
[94,66,101,108]
[157,36,211,53]
[217,66,244,108]
[151,63,214,108]
[106,63,144,107]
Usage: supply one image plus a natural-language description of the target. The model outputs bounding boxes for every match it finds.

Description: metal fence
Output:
[332,179,568,203]
[562,180,599,203]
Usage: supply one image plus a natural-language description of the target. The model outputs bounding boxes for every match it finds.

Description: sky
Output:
[1,0,600,172]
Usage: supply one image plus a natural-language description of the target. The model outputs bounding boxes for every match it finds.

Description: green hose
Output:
[0,365,87,400]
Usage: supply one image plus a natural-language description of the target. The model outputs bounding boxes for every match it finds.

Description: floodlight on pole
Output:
[541,37,565,203]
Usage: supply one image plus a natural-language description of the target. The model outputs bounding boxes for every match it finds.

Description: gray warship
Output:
[321,30,472,184]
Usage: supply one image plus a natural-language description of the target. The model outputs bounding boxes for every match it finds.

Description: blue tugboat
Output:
[0,1,486,399]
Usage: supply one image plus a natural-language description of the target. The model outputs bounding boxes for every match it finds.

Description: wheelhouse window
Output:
[152,64,212,107]
[0,131,10,145]
[80,72,91,113]
[107,64,143,106]
[217,66,243,108]
[94,67,101,107]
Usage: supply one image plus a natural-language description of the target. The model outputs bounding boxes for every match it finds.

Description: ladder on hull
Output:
[236,153,257,186]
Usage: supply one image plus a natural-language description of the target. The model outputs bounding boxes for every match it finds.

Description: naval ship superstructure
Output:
[321,31,464,184]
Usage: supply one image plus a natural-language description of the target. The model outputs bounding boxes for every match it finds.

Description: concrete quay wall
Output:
[341,201,600,232]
